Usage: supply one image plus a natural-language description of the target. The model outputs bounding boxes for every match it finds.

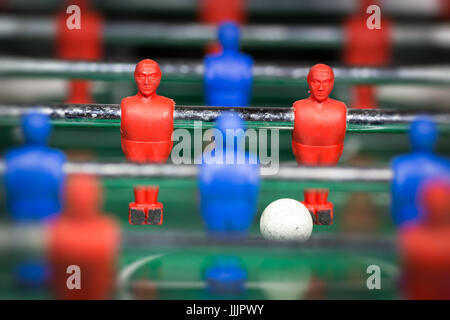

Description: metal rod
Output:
[0,160,392,182]
[1,57,450,85]
[0,224,47,254]
[0,16,449,49]
[2,0,443,19]
[63,162,393,182]
[122,232,396,252]
[0,224,396,254]
[0,104,449,129]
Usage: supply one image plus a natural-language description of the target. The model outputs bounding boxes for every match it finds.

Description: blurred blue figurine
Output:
[5,112,66,220]
[205,256,247,297]
[391,116,450,227]
[198,111,260,237]
[204,22,253,107]
[4,112,66,286]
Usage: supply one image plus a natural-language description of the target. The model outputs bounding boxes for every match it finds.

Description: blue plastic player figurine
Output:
[391,116,450,227]
[204,22,253,107]
[4,112,66,287]
[5,112,66,221]
[205,256,247,297]
[198,111,260,237]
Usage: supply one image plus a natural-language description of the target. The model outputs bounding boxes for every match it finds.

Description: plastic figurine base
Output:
[301,201,334,226]
[121,59,174,163]
[301,189,334,225]
[292,64,347,225]
[129,186,163,225]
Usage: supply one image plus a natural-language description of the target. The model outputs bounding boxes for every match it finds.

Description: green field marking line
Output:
[117,253,168,300]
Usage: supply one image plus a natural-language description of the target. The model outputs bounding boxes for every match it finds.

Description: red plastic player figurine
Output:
[48,174,120,300]
[199,0,245,25]
[129,186,163,225]
[441,0,450,20]
[400,179,450,299]
[120,59,174,164]
[343,0,392,108]
[199,0,245,54]
[56,0,103,103]
[292,64,347,225]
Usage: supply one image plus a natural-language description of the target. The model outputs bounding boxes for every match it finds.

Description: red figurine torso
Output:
[401,227,450,299]
[48,217,120,300]
[121,94,174,142]
[400,180,450,299]
[343,16,392,67]
[48,174,120,300]
[120,94,174,163]
[292,97,347,146]
[55,11,103,61]
[292,97,347,166]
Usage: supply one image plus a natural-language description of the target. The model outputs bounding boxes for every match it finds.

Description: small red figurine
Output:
[48,174,120,300]
[199,0,245,54]
[400,179,450,300]
[129,186,163,225]
[441,0,450,20]
[121,59,174,225]
[56,0,103,103]
[292,64,347,225]
[343,0,392,108]
[199,0,245,25]
[120,59,174,164]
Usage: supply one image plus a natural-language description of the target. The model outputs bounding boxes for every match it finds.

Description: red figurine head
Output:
[307,64,335,103]
[419,179,450,226]
[357,0,379,14]
[65,174,102,219]
[134,59,162,98]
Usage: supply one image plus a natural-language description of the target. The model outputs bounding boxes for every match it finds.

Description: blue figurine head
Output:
[409,116,438,152]
[218,22,240,52]
[22,112,51,146]
[214,111,245,152]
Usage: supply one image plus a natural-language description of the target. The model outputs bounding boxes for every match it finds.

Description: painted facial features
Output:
[308,69,334,103]
[135,64,162,98]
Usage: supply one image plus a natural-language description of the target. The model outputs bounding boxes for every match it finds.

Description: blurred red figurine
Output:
[199,0,245,25]
[199,0,245,54]
[56,0,103,103]
[343,0,392,108]
[121,59,174,164]
[48,174,120,300]
[441,0,450,20]
[400,179,450,300]
[292,64,347,225]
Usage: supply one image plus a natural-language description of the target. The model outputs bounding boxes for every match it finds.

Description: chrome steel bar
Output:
[1,57,450,85]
